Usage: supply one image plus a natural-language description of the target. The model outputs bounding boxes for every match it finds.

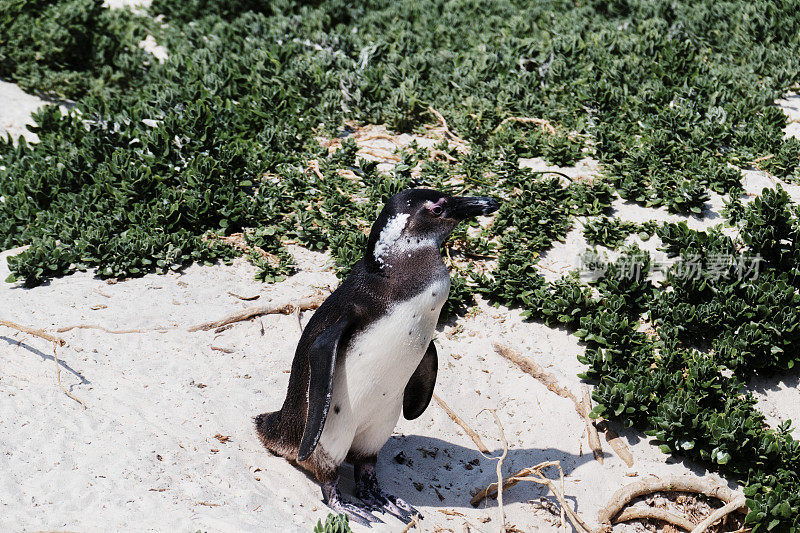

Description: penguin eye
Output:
[430,205,443,216]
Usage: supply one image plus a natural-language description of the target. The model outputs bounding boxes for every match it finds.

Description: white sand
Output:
[0,81,48,144]
[1,82,799,532]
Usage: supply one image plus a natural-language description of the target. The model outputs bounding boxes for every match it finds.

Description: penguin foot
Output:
[322,480,383,527]
[357,488,419,522]
[354,464,420,522]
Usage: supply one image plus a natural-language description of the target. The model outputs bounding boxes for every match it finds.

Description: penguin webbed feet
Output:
[354,464,420,523]
[356,486,419,523]
[322,479,384,527]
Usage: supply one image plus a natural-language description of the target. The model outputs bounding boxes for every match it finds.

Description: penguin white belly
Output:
[318,278,450,463]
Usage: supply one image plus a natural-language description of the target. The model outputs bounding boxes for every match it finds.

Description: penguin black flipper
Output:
[297,317,352,462]
[402,341,438,420]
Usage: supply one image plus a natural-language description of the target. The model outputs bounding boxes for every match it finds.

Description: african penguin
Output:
[255,188,500,525]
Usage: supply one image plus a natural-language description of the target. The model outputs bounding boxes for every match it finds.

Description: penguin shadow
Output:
[1,335,91,390]
[373,434,593,512]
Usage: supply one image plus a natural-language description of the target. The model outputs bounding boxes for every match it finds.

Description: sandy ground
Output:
[1,71,799,533]
[0,81,48,144]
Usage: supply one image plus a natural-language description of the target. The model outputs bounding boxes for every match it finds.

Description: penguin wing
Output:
[402,341,438,420]
[297,316,351,462]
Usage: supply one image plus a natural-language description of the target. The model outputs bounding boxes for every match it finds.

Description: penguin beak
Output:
[446,196,501,220]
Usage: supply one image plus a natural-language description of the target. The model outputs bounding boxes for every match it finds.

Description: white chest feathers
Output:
[317,277,450,462]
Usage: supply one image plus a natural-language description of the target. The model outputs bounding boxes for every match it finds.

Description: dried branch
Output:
[429,148,457,162]
[205,232,281,265]
[493,343,575,402]
[429,106,467,145]
[356,133,400,144]
[470,461,592,533]
[492,117,556,135]
[188,295,326,332]
[433,393,490,454]
[210,346,235,354]
[1,319,65,345]
[358,147,402,162]
[227,291,260,301]
[483,409,509,531]
[52,342,86,409]
[581,385,604,464]
[307,159,324,180]
[57,324,168,334]
[400,514,423,533]
[1,319,84,408]
[493,343,607,464]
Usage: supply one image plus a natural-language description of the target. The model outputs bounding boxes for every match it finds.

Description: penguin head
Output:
[366,188,500,271]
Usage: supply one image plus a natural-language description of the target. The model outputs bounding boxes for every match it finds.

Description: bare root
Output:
[598,476,746,532]
[597,420,635,468]
[614,506,698,531]
[690,496,747,533]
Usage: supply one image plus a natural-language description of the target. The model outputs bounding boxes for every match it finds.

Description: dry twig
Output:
[493,343,608,464]
[52,342,86,409]
[1,319,84,408]
[57,324,168,334]
[470,461,592,533]
[307,159,324,180]
[492,117,557,135]
[596,421,634,468]
[493,343,574,400]
[188,294,326,332]
[429,106,468,145]
[210,346,235,354]
[400,513,423,532]
[581,385,604,464]
[356,133,400,144]
[227,291,260,301]
[429,148,457,162]
[358,147,402,162]
[1,319,65,345]
[483,409,509,531]
[432,393,490,454]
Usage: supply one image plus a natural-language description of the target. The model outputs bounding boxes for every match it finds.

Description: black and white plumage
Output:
[255,188,500,525]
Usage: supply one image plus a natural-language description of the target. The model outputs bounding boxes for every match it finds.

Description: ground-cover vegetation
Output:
[1,0,800,529]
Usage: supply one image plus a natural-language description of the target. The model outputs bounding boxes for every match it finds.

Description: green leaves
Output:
[313,513,352,533]
[0,0,153,99]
